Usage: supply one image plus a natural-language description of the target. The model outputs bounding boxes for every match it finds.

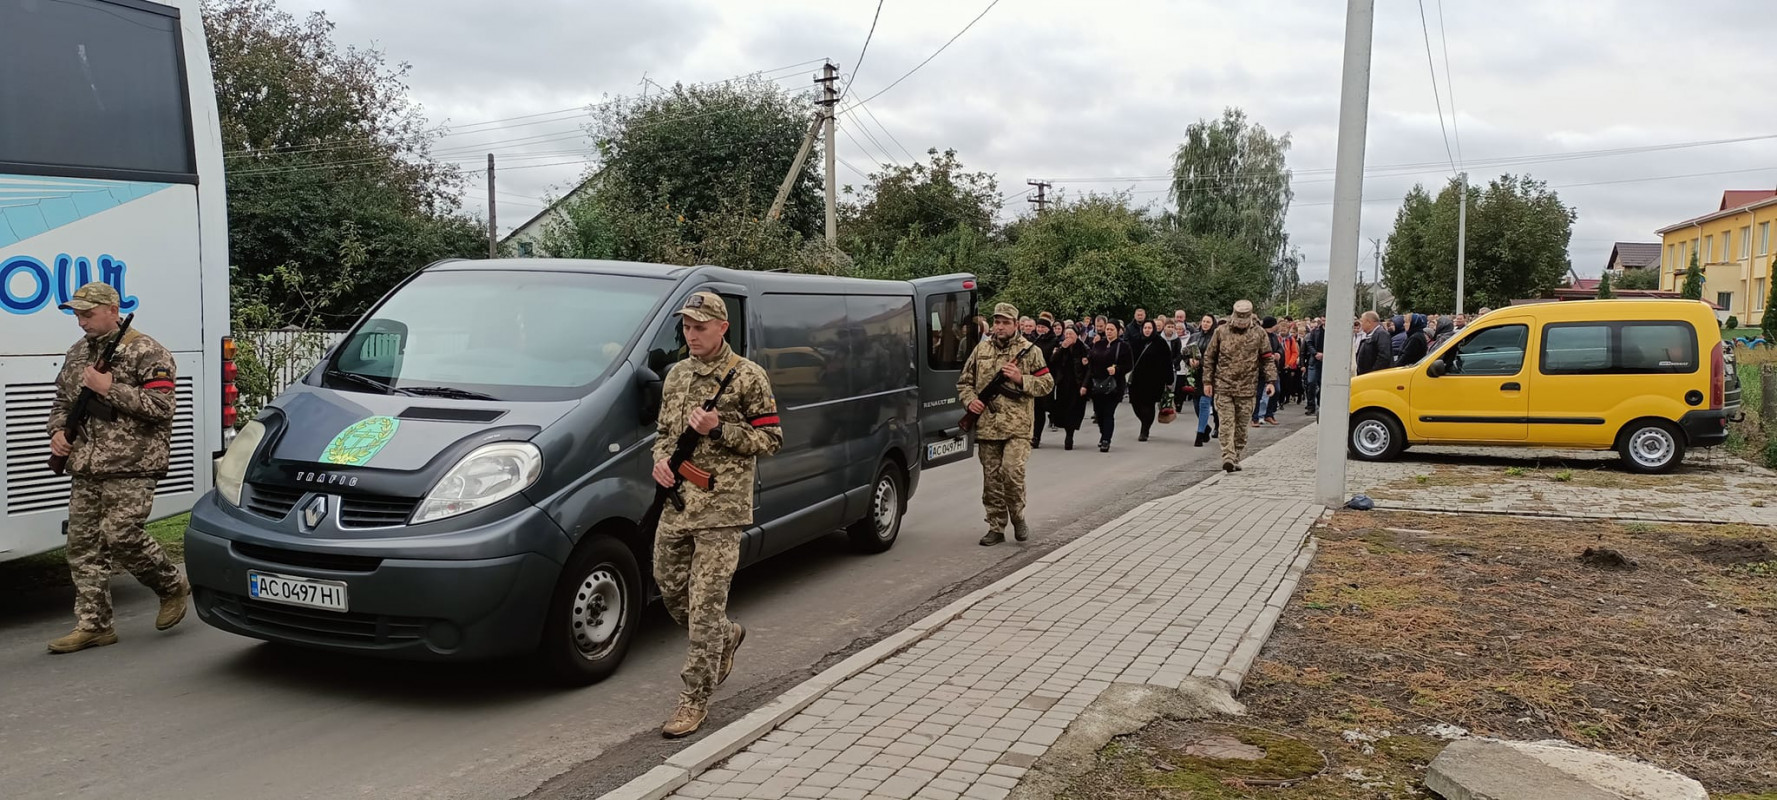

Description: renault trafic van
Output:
[1348,299,1740,474]
[185,260,980,683]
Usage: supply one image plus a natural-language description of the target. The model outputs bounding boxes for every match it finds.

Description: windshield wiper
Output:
[399,386,500,401]
[324,368,397,395]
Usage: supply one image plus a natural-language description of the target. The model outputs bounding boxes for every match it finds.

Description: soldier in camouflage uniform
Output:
[1200,299,1278,473]
[651,291,783,738]
[45,282,189,654]
[958,303,1054,547]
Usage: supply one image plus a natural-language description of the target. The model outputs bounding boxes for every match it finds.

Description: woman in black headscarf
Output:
[1048,326,1091,450]
[1127,319,1173,442]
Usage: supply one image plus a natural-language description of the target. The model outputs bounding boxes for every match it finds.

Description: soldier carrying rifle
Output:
[649,291,782,738]
[958,303,1053,547]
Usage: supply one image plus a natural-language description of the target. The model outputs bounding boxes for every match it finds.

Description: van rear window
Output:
[1539,321,1698,376]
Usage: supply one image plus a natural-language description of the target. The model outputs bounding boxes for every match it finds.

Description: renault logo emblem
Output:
[302,495,328,530]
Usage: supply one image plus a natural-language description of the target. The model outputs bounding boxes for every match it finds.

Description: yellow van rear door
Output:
[1407,321,1530,442]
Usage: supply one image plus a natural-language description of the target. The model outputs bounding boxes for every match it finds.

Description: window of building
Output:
[926,290,977,372]
[1761,222,1771,256]
[1742,226,1753,260]
[1717,291,1734,311]
[517,241,534,257]
[1757,279,1767,310]
[1704,235,1714,263]
[1692,238,1700,263]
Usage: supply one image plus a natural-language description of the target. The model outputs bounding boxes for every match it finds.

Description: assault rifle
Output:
[49,313,135,476]
[651,363,741,514]
[959,341,1036,432]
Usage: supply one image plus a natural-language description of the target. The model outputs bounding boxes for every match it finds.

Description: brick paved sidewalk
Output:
[614,427,1326,800]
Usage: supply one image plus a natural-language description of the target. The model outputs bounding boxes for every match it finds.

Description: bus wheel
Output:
[847,461,905,554]
[538,535,641,686]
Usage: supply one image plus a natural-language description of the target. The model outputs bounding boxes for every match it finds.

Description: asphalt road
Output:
[0,402,1314,800]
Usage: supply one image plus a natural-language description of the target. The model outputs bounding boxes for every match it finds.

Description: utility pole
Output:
[486,153,497,258]
[768,113,823,222]
[1371,237,1383,313]
[1027,180,1051,213]
[818,61,839,246]
[1455,171,1469,316]
[1314,0,1376,509]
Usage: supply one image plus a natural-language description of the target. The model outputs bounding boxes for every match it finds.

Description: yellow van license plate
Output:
[249,571,348,613]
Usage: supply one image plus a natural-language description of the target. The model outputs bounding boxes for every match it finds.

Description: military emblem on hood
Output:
[320,416,399,466]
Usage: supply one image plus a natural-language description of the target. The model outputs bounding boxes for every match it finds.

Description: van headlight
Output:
[215,420,267,507]
[412,442,542,524]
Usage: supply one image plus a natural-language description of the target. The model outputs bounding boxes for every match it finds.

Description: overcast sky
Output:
[277,0,1777,282]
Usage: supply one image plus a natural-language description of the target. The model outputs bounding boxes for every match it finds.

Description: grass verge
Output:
[1061,509,1777,798]
[1,512,189,597]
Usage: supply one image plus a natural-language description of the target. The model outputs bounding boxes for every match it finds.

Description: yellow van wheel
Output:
[1617,419,1685,474]
[1349,410,1405,462]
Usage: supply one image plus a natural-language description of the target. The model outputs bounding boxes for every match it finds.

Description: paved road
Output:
[0,404,1314,800]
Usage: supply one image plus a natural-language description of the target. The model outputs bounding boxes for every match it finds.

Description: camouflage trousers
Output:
[1212,394,1257,465]
[977,438,1032,532]
[67,477,183,632]
[653,525,742,708]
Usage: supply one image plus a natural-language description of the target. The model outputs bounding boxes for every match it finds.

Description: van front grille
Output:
[206,590,429,645]
[232,541,383,572]
[6,378,198,515]
[244,483,305,521]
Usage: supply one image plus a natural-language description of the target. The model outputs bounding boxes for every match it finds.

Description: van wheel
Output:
[847,462,904,554]
[1349,411,1405,462]
[537,535,641,686]
[1618,420,1685,474]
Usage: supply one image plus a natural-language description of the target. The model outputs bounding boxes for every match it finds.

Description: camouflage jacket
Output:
[47,328,177,478]
[652,343,783,533]
[957,336,1054,442]
[1200,323,1278,399]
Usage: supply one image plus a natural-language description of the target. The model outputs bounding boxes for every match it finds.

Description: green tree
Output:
[208,0,484,327]
[1169,107,1295,295]
[1384,174,1574,312]
[590,76,823,250]
[1596,271,1615,299]
[1617,268,1660,290]
[842,149,999,257]
[998,195,1174,320]
[1153,228,1271,318]
[1280,281,1329,319]
[1763,275,1777,341]
[1681,252,1704,300]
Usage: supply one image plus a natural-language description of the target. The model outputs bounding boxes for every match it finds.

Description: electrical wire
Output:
[843,0,1001,112]
[1435,0,1463,167]
[1416,0,1458,175]
[841,1,886,99]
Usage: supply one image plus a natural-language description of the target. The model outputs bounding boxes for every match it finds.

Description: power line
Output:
[1416,0,1458,175]
[841,1,886,99]
[1435,0,1463,167]
[843,0,1001,112]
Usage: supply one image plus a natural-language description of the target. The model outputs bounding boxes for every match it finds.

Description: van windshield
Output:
[322,270,669,401]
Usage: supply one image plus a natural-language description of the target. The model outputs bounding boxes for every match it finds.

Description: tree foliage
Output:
[998,195,1173,321]
[842,149,1000,260]
[1681,252,1705,300]
[1616,267,1661,291]
[1169,107,1295,298]
[1764,276,1777,342]
[207,0,483,327]
[1384,174,1575,312]
[1596,271,1615,299]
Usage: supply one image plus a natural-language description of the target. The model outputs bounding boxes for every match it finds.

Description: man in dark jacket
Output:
[1356,311,1394,375]
[1030,318,1061,447]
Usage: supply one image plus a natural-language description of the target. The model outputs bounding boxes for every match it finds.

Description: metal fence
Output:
[237,328,344,408]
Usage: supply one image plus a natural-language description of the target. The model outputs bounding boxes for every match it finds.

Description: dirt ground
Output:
[1058,510,1777,799]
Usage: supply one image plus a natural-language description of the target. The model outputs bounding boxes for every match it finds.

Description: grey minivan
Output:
[186,260,980,683]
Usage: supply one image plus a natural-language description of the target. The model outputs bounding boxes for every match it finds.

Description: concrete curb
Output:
[1216,535,1319,693]
[599,435,1318,800]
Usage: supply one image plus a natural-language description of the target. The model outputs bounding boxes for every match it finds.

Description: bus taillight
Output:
[222,336,239,441]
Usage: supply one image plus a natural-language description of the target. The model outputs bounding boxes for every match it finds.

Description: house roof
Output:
[1608,242,1661,269]
[1656,189,1777,234]
[1570,278,1602,291]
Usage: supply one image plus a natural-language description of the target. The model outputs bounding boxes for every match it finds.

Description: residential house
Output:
[1603,242,1660,277]
[499,173,602,258]
[1656,189,1777,326]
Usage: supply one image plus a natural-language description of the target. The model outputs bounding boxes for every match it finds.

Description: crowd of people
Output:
[979,303,1493,455]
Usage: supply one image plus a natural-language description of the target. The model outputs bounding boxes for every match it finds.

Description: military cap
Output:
[991,302,1019,321]
[59,281,121,311]
[673,291,728,322]
[1232,299,1256,318]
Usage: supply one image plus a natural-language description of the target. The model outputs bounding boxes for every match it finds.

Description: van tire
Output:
[1348,410,1405,462]
[847,462,905,554]
[537,535,642,686]
[1617,419,1686,474]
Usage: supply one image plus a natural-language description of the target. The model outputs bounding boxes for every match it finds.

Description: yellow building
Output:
[1657,189,1777,327]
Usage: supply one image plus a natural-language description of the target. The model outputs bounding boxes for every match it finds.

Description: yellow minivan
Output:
[1348,300,1741,473]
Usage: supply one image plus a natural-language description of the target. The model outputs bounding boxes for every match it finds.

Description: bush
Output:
[1727,316,1740,330]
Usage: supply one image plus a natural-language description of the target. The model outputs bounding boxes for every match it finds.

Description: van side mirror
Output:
[1428,359,1448,378]
[639,366,664,424]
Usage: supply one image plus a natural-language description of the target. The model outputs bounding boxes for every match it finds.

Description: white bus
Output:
[1,0,231,562]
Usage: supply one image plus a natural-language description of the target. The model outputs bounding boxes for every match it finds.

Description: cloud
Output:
[266,0,1777,284]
